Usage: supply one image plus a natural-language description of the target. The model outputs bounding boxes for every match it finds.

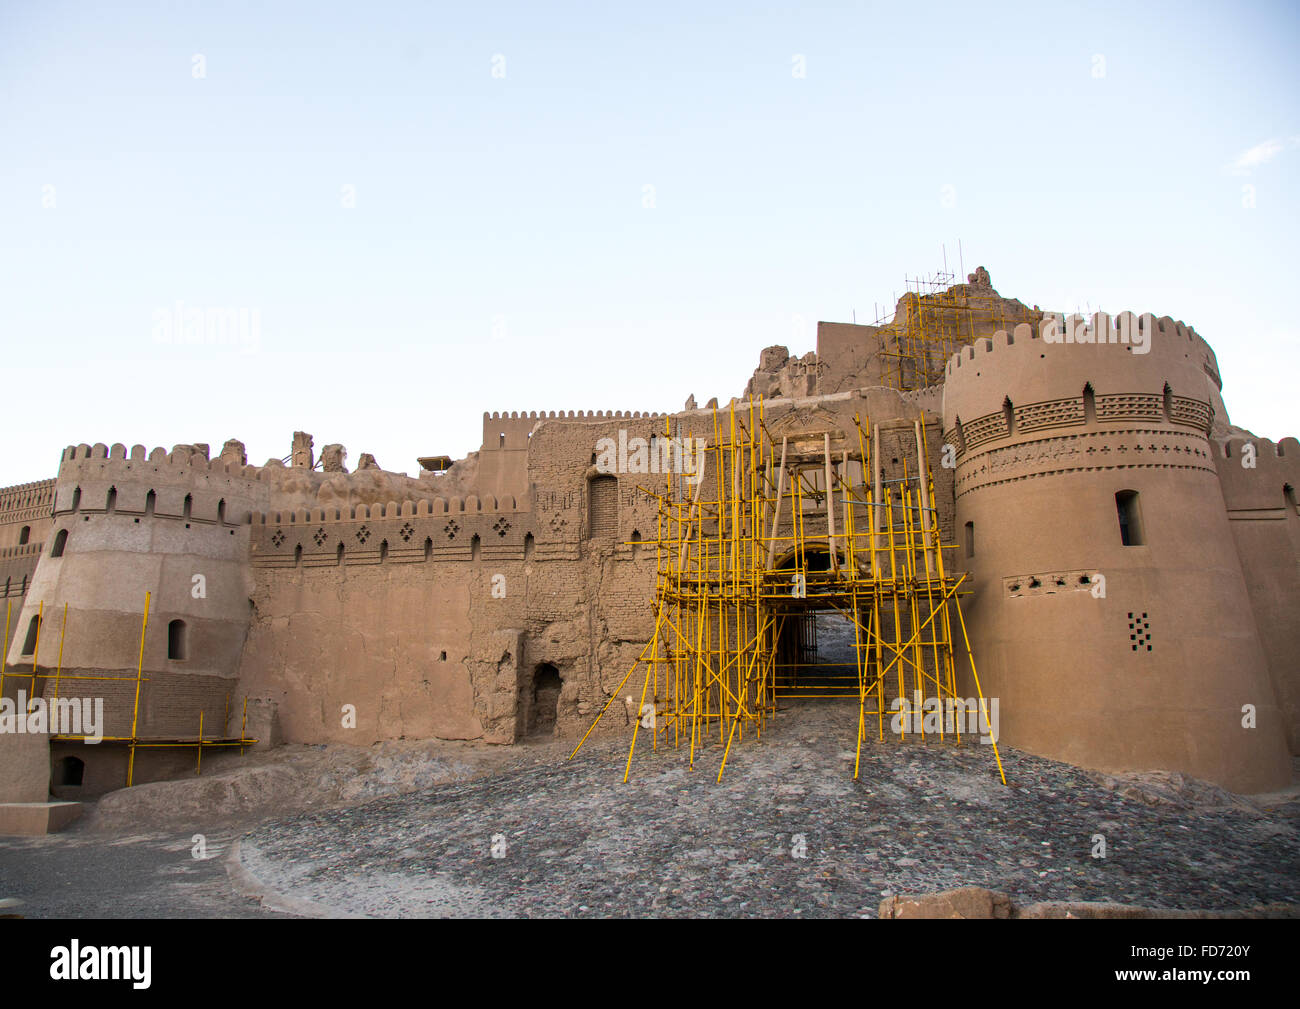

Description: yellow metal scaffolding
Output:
[571,401,1006,784]
[874,270,1040,391]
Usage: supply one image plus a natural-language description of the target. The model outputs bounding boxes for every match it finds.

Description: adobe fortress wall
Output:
[3,270,1293,800]
[1213,434,1300,751]
[236,411,669,749]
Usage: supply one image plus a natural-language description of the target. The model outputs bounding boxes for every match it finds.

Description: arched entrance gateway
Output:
[773,549,859,700]
[569,405,1003,783]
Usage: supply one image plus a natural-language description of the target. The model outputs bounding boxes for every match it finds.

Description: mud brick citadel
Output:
[2,268,1296,825]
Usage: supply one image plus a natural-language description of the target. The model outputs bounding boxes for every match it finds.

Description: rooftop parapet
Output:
[53,441,272,522]
[482,409,669,452]
[483,409,664,421]
[0,478,57,518]
[1215,435,1300,511]
[942,316,1223,433]
[54,443,324,488]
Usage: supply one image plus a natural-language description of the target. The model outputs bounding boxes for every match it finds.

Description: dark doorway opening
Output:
[57,756,84,787]
[527,663,563,736]
[772,548,858,698]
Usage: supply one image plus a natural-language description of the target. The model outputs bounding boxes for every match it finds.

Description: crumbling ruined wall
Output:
[748,270,1043,401]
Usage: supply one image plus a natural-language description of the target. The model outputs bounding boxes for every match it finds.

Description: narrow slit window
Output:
[21,614,40,655]
[1116,490,1144,546]
[168,619,188,660]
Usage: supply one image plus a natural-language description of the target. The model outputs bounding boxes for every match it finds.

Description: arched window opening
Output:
[182,494,192,521]
[523,532,535,561]
[526,663,563,737]
[630,529,642,559]
[380,539,389,562]
[167,619,188,660]
[424,536,433,561]
[71,487,81,512]
[964,521,975,558]
[336,542,345,566]
[51,529,68,557]
[499,432,506,448]
[1002,397,1015,437]
[587,474,618,539]
[217,499,226,523]
[1162,382,1173,422]
[294,544,303,567]
[1116,490,1144,546]
[1285,484,1297,513]
[470,533,481,561]
[144,490,156,516]
[18,526,30,545]
[106,486,117,513]
[1082,383,1096,425]
[22,614,41,655]
[56,756,84,787]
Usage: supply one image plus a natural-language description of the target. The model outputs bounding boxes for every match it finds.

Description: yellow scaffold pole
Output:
[126,591,151,788]
[952,592,1007,786]
[0,599,10,698]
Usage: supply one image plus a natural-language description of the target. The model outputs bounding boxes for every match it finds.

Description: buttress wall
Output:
[1213,434,1300,753]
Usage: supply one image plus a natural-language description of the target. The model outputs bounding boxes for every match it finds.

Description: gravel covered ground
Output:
[236,702,1300,918]
[4,700,1295,918]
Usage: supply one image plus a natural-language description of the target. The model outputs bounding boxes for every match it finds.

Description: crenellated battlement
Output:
[52,441,271,525]
[59,442,280,480]
[942,316,1225,447]
[943,314,1212,377]
[482,409,668,453]
[483,410,664,421]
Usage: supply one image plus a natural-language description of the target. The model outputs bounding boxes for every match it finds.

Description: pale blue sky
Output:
[1,0,1296,485]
